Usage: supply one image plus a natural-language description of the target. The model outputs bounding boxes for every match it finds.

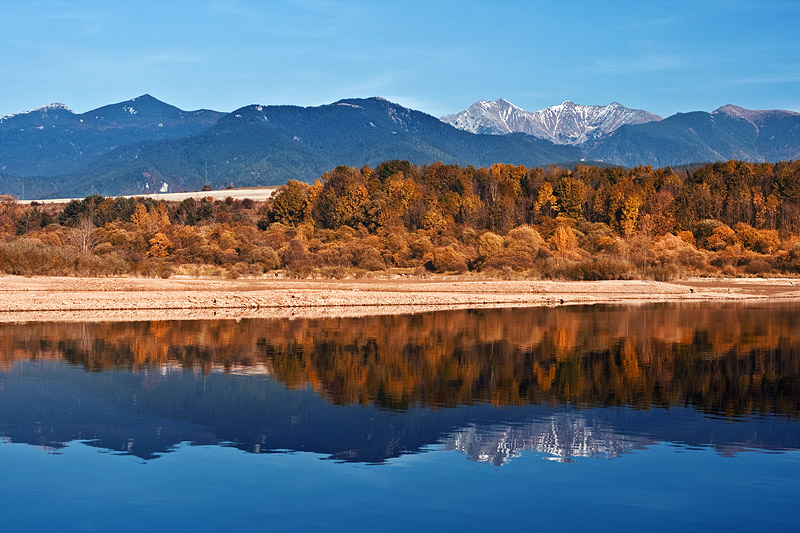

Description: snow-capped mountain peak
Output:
[30,102,73,113]
[441,98,662,145]
[1,102,74,123]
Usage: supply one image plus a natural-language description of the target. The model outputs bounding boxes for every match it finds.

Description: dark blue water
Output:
[1,303,798,531]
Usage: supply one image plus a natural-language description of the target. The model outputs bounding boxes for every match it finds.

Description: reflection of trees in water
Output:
[1,304,798,416]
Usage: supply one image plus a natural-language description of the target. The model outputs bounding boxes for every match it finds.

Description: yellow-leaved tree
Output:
[147,232,173,257]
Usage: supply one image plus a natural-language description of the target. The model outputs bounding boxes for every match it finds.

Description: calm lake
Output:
[1,303,799,531]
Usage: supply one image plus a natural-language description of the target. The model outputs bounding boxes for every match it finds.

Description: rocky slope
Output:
[442,98,662,144]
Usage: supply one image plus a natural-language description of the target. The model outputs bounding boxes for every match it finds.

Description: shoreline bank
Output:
[0,275,798,323]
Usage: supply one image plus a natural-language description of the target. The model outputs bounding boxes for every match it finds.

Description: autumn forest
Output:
[1,159,799,279]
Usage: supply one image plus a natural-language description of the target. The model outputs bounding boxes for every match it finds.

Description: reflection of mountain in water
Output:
[444,415,651,465]
[1,303,800,463]
[1,359,799,464]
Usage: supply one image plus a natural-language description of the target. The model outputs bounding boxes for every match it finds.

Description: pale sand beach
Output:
[0,275,798,323]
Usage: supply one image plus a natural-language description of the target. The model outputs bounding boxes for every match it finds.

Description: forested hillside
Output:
[0,95,224,180]
[4,96,798,201]
[1,159,798,279]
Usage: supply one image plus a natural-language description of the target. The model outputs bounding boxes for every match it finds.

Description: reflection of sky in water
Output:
[1,304,800,529]
[2,438,798,532]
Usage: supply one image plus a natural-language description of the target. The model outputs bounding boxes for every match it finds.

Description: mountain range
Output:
[585,104,800,167]
[0,95,224,179]
[1,95,798,200]
[441,98,662,144]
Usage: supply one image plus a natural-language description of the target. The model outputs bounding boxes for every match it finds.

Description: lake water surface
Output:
[1,303,799,531]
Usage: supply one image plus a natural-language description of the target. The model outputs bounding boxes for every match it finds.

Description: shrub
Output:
[346,243,385,271]
[706,225,737,251]
[677,230,696,246]
[229,262,252,278]
[283,237,307,263]
[433,245,467,273]
[477,231,504,259]
[282,237,314,277]
[507,225,543,248]
[221,248,240,265]
[383,231,409,266]
[743,257,773,276]
[252,246,280,271]
[147,232,173,257]
[131,259,173,278]
[645,263,681,282]
[0,239,77,276]
[483,225,544,272]
[786,242,800,273]
[695,219,727,249]
[540,256,583,280]
[735,223,780,254]
[651,233,709,272]
[585,255,636,280]
[407,234,434,260]
[75,253,128,277]
[548,226,580,258]
[483,252,532,272]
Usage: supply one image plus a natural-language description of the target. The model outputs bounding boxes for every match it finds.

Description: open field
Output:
[0,275,797,323]
[17,186,279,205]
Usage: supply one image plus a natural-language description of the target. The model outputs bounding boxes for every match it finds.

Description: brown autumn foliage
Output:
[1,159,799,278]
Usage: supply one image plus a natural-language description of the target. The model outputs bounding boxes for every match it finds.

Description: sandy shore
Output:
[0,275,798,323]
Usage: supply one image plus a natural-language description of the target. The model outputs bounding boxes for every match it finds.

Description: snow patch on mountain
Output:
[0,102,73,123]
[442,98,662,145]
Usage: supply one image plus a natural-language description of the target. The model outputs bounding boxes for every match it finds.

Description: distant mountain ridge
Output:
[714,104,800,124]
[1,94,798,200]
[0,102,75,123]
[0,94,225,177]
[441,98,662,144]
[585,104,800,167]
[56,96,580,198]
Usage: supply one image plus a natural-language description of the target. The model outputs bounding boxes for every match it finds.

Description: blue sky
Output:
[1,0,799,118]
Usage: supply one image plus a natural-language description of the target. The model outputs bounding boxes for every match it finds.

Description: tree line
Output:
[1,158,799,278]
